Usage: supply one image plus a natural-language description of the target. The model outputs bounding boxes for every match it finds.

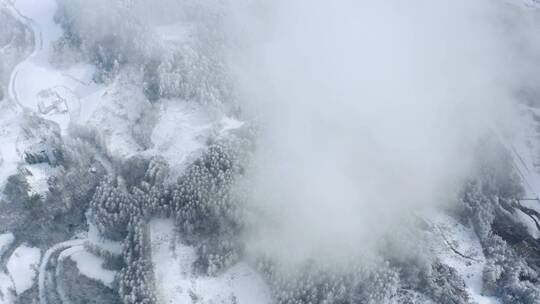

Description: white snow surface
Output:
[24,163,55,197]
[140,99,245,180]
[149,218,271,304]
[68,249,116,288]
[86,220,123,256]
[0,271,15,304]
[6,244,40,295]
[426,212,501,304]
[146,100,212,175]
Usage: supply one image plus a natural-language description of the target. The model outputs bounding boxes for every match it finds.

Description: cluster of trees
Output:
[418,262,470,304]
[89,178,132,241]
[88,157,171,303]
[457,136,540,304]
[0,118,109,247]
[169,142,246,275]
[141,46,232,106]
[255,245,475,304]
[118,217,156,304]
[20,113,64,167]
[249,134,540,304]
[256,258,400,304]
[89,156,172,242]
[86,134,250,303]
[459,181,540,304]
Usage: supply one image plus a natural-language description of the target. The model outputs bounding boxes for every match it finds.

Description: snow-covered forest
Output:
[1,0,540,303]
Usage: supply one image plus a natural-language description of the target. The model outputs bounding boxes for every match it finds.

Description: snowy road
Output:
[38,239,86,304]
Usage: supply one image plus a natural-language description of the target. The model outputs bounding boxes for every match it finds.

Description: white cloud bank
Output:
[225,0,540,265]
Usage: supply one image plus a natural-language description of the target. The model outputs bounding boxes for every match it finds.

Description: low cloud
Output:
[226,0,540,266]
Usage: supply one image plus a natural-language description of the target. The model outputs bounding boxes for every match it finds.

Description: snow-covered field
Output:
[426,212,501,304]
[149,218,271,304]
[6,244,40,295]
[64,247,116,288]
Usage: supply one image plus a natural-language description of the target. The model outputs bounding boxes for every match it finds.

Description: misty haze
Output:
[0,0,540,304]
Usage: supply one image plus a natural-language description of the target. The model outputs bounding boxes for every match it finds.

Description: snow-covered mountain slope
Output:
[0,0,540,304]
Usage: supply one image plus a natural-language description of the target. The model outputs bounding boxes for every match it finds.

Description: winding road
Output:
[38,239,86,304]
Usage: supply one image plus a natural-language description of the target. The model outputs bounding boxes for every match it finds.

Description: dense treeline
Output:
[86,133,250,303]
